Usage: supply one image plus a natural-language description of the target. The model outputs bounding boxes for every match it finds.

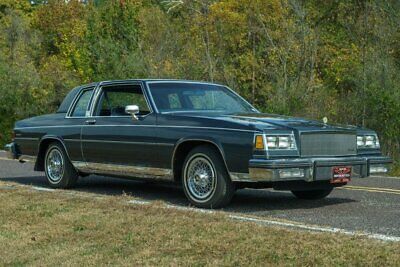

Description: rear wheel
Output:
[44,142,78,188]
[291,188,333,200]
[182,145,235,209]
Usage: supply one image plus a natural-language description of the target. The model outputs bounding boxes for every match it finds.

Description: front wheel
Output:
[291,188,333,200]
[182,145,235,209]
[44,142,78,188]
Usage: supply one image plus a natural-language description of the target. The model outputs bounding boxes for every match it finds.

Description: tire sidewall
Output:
[182,146,234,208]
[45,144,66,186]
[183,152,218,204]
[44,143,77,188]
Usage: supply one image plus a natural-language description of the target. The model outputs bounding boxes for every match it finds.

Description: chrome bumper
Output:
[4,142,18,160]
[239,156,392,182]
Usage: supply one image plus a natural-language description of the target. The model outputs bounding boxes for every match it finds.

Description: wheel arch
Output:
[34,136,72,172]
[171,138,231,183]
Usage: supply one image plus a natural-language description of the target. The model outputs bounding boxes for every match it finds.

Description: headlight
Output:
[265,134,297,150]
[357,134,380,149]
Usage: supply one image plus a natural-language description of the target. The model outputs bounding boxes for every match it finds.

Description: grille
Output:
[300,133,357,157]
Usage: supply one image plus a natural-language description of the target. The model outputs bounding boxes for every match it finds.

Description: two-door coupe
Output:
[5,80,392,208]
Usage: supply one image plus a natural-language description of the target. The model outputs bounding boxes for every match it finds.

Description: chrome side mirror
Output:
[125,105,140,120]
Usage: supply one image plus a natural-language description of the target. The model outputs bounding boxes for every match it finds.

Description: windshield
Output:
[148,82,258,114]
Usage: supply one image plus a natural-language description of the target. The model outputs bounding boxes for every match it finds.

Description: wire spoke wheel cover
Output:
[184,154,217,203]
[46,148,65,183]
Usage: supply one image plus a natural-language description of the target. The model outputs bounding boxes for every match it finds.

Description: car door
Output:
[81,82,172,179]
[63,86,96,163]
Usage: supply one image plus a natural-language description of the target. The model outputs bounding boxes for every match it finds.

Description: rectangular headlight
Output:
[266,134,297,150]
[357,134,380,149]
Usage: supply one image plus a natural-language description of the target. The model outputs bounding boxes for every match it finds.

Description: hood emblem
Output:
[322,117,328,124]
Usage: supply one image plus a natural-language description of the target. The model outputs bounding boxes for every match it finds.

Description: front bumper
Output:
[246,156,392,182]
[4,142,19,160]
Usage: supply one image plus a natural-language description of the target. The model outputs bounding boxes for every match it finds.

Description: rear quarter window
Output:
[70,89,94,117]
[57,87,81,113]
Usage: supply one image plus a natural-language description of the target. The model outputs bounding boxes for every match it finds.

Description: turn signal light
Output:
[254,135,265,150]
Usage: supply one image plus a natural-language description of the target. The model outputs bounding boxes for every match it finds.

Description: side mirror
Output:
[125,105,140,120]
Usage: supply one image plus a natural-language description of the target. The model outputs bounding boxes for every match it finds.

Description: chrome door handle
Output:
[85,119,96,125]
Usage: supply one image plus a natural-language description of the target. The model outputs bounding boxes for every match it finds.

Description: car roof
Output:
[74,79,224,89]
[103,79,224,87]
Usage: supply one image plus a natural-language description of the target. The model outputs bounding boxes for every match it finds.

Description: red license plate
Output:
[331,166,352,183]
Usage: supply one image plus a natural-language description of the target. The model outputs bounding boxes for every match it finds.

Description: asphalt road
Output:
[1,151,399,238]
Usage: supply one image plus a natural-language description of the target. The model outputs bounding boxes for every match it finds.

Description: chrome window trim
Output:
[65,86,96,119]
[144,81,159,113]
[145,80,260,114]
[89,81,154,118]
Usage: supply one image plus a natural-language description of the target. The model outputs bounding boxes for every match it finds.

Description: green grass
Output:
[390,162,400,176]
[0,181,399,266]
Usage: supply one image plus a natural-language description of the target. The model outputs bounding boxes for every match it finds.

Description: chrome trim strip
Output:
[63,138,173,146]
[71,161,87,169]
[4,143,16,159]
[89,82,103,117]
[14,137,38,141]
[145,80,225,86]
[81,139,173,146]
[230,172,252,181]
[81,125,258,133]
[19,155,37,162]
[15,125,81,130]
[72,161,173,180]
[89,115,144,118]
[144,81,159,113]
[15,125,259,133]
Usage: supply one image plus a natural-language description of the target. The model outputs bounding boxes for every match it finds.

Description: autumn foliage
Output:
[0,0,399,166]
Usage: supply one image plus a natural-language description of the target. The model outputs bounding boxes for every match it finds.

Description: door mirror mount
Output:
[125,105,140,120]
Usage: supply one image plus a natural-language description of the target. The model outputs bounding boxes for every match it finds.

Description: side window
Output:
[168,93,181,109]
[187,90,243,111]
[70,89,94,117]
[96,85,151,116]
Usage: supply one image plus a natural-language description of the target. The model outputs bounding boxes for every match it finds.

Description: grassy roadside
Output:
[0,182,399,266]
[391,162,400,176]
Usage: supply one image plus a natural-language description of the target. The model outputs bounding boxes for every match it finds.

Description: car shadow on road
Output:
[227,189,356,213]
[1,174,356,212]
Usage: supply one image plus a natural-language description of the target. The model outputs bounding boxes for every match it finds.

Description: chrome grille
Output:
[300,133,357,157]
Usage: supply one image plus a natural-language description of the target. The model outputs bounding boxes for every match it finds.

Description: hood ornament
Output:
[322,117,328,124]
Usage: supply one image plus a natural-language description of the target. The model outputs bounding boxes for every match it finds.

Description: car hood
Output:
[172,112,359,132]
[226,113,357,132]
